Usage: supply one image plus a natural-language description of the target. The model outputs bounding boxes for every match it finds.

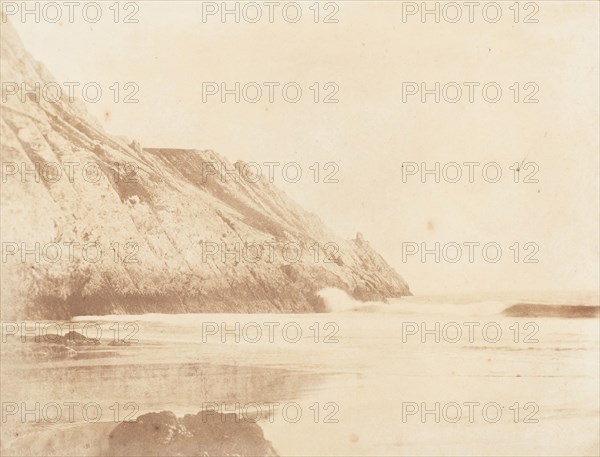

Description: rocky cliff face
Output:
[0,18,410,319]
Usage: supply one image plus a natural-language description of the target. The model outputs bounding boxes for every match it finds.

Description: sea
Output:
[1,290,598,456]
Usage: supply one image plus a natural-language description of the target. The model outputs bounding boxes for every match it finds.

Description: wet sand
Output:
[1,299,599,456]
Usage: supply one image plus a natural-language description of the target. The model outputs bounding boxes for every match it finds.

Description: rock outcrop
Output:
[503,304,600,319]
[0,17,411,319]
[108,410,278,457]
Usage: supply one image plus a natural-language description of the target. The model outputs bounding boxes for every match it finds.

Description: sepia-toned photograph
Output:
[0,1,598,456]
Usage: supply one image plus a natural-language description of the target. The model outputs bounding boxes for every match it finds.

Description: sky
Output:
[6,1,599,295]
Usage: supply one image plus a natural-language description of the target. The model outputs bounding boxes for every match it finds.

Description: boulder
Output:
[108,410,278,457]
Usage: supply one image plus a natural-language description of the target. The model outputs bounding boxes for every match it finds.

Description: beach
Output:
[1,292,598,456]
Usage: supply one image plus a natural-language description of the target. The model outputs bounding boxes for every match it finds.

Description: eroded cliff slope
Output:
[0,18,410,319]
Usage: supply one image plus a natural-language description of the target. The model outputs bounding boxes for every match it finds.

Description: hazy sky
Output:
[7,1,599,295]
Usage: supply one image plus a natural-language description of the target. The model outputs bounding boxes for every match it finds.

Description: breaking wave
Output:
[317,288,387,312]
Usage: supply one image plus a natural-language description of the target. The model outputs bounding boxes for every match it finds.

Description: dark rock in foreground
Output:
[108,410,278,457]
[60,330,100,345]
[503,304,600,318]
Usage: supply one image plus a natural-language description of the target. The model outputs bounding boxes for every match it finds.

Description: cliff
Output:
[0,18,411,319]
